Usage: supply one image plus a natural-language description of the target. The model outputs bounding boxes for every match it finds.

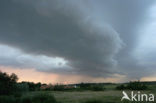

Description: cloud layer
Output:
[0,0,156,82]
[0,0,123,78]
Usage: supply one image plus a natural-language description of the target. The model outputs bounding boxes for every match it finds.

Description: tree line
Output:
[0,71,148,96]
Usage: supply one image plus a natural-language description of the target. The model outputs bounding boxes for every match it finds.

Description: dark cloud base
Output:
[0,0,155,81]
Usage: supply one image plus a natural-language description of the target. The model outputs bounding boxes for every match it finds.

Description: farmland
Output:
[27,85,156,103]
[1,71,156,103]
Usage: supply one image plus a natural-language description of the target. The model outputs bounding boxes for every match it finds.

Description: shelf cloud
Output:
[0,0,156,82]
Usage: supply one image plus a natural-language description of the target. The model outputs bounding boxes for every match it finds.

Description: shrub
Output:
[127,81,147,90]
[90,85,105,91]
[0,96,16,103]
[20,95,32,103]
[80,83,92,89]
[16,83,29,93]
[79,83,105,91]
[20,93,58,103]
[116,84,126,90]
[32,93,57,103]
[116,81,148,90]
[0,71,18,95]
[53,85,65,91]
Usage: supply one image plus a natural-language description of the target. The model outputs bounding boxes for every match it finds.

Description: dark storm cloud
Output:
[89,0,155,80]
[0,0,123,77]
[109,0,155,79]
[0,0,155,80]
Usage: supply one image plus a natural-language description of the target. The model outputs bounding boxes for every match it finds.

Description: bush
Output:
[127,81,147,90]
[79,83,105,91]
[20,93,58,103]
[90,85,105,91]
[116,81,148,90]
[116,84,125,90]
[80,83,92,89]
[0,93,59,103]
[32,93,57,103]
[20,95,32,103]
[16,83,29,93]
[0,96,16,103]
[0,71,18,95]
[53,85,65,91]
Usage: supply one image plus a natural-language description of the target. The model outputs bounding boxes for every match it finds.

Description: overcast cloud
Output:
[0,0,156,82]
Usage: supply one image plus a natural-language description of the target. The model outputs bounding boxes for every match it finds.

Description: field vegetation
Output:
[0,71,156,103]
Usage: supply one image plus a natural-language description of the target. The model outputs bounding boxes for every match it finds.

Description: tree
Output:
[0,71,18,95]
[116,81,148,90]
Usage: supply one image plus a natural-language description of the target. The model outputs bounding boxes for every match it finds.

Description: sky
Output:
[0,0,156,84]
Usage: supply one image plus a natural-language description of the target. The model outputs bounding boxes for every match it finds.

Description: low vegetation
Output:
[0,93,58,103]
[116,81,148,90]
[84,99,104,103]
[79,83,105,91]
[0,71,155,103]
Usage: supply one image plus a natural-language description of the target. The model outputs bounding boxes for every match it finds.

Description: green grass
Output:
[23,84,156,103]
[1,84,156,103]
[0,93,58,103]
[26,90,156,103]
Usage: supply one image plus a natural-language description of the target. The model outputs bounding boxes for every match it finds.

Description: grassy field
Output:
[27,85,156,103]
[1,74,156,103]
[53,90,124,103]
